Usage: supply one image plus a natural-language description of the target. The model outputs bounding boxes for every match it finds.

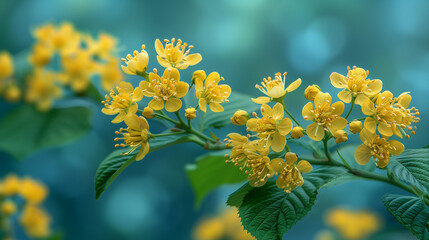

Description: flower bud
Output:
[304,85,321,101]
[285,152,298,164]
[291,126,304,139]
[349,120,363,134]
[192,70,206,84]
[142,106,155,119]
[185,107,197,120]
[1,200,16,216]
[121,45,149,75]
[230,110,250,125]
[334,130,348,143]
[0,52,13,79]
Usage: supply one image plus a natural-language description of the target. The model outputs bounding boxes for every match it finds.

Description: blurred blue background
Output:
[0,0,428,239]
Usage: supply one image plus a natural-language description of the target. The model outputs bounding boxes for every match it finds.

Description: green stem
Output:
[279,99,301,127]
[199,111,206,131]
[154,113,179,125]
[345,97,355,119]
[151,132,184,138]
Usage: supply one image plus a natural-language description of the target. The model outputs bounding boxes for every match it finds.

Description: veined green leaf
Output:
[202,92,258,130]
[95,133,192,199]
[383,194,429,240]
[0,105,92,160]
[388,149,429,195]
[186,151,247,208]
[236,166,348,240]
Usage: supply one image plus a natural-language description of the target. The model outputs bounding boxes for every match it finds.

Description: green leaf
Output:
[388,149,429,195]
[227,183,254,208]
[288,139,326,159]
[237,166,348,240]
[95,133,193,199]
[186,151,247,208]
[202,92,258,130]
[383,194,429,240]
[0,105,92,160]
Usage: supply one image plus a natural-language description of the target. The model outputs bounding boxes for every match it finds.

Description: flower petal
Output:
[271,132,286,152]
[302,102,314,120]
[205,72,220,86]
[261,104,273,118]
[148,98,165,110]
[175,81,189,98]
[112,111,126,123]
[297,160,312,173]
[209,102,224,112]
[365,80,382,96]
[355,145,372,165]
[270,158,285,172]
[331,101,345,116]
[338,90,352,103]
[278,118,292,136]
[132,87,143,101]
[154,39,164,56]
[328,117,347,133]
[121,65,134,75]
[378,122,393,137]
[361,99,376,116]
[398,93,411,108]
[285,78,302,92]
[157,56,171,68]
[268,86,286,98]
[272,103,284,120]
[165,98,182,112]
[359,128,374,145]
[199,98,207,112]
[314,92,332,107]
[252,97,271,104]
[355,94,369,105]
[364,117,377,133]
[388,140,404,155]
[185,53,202,66]
[307,123,325,141]
[330,72,347,88]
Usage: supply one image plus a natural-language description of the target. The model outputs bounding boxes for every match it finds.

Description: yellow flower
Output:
[3,84,21,102]
[333,130,348,143]
[326,208,381,240]
[330,66,382,105]
[155,38,202,69]
[195,70,231,112]
[304,84,321,101]
[185,107,197,120]
[102,81,143,123]
[221,208,255,240]
[1,200,17,216]
[121,45,149,75]
[361,91,419,138]
[349,120,362,134]
[0,51,14,79]
[354,128,404,168]
[290,126,304,139]
[29,43,54,67]
[20,205,51,238]
[0,174,21,196]
[115,115,150,161]
[86,33,117,59]
[252,72,302,104]
[302,92,347,141]
[270,152,312,193]
[246,103,293,152]
[60,49,96,92]
[193,218,225,240]
[225,133,251,169]
[25,69,62,111]
[231,110,250,126]
[34,22,80,51]
[142,106,155,119]
[19,177,48,205]
[140,68,189,112]
[99,57,124,92]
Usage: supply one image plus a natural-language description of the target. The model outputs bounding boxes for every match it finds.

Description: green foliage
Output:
[186,151,248,208]
[388,149,429,195]
[383,194,429,240]
[95,133,193,199]
[232,167,348,240]
[0,105,92,160]
[289,139,329,159]
[202,92,259,130]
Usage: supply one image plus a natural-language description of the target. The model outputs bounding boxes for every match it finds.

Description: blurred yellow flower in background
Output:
[33,22,80,52]
[155,38,202,69]
[252,72,301,104]
[60,49,97,92]
[0,52,14,79]
[20,205,51,238]
[195,70,231,112]
[330,66,382,105]
[140,68,189,112]
[25,68,62,111]
[19,177,48,205]
[325,208,381,240]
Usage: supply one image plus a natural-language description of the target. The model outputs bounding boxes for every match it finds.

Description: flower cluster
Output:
[0,174,51,239]
[1,22,123,111]
[103,38,231,161]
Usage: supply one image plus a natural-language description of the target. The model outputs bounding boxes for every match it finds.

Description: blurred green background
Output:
[0,0,428,239]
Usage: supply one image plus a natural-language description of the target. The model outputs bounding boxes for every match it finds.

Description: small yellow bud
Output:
[142,106,155,119]
[3,85,21,102]
[185,107,197,120]
[285,152,298,164]
[230,109,250,125]
[192,70,206,83]
[291,126,304,139]
[334,130,348,143]
[349,120,363,134]
[304,85,321,101]
[0,52,13,79]
[1,200,17,216]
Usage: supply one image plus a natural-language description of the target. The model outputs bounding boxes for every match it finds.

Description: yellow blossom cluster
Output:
[0,174,51,239]
[1,22,123,111]
[193,208,255,240]
[103,38,231,161]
